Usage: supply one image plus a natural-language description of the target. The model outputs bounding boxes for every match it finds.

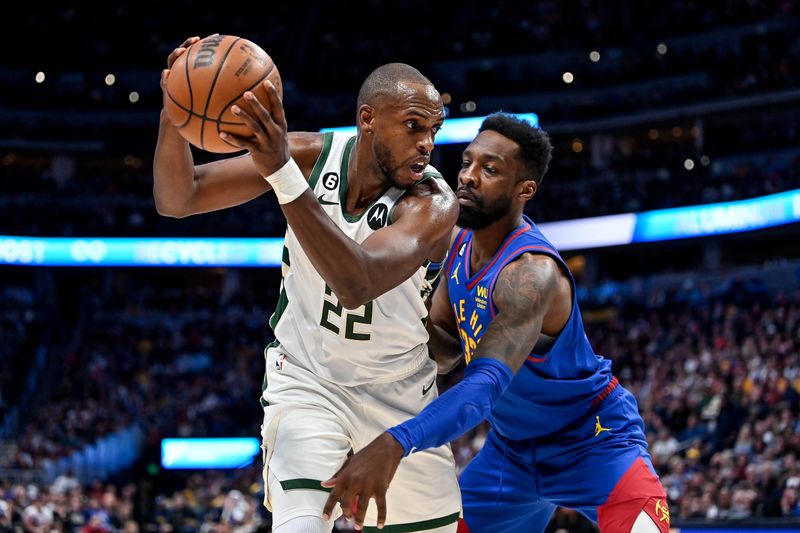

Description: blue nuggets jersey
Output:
[445,216,616,440]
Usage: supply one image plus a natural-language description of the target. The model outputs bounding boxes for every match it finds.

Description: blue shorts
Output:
[459,386,669,533]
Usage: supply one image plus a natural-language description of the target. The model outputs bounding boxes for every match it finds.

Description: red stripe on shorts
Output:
[591,376,619,408]
[597,457,670,533]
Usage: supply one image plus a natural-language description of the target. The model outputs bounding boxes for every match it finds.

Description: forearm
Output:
[280,190,379,309]
[426,321,463,374]
[264,158,446,309]
[387,357,513,455]
[153,110,196,217]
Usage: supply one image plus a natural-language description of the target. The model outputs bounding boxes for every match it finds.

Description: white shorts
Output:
[261,343,461,531]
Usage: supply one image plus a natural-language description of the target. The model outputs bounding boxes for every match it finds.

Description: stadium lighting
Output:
[162,438,260,469]
[5,188,800,264]
[562,72,574,84]
[128,91,140,103]
[35,72,45,83]
[589,51,600,62]
[321,112,539,145]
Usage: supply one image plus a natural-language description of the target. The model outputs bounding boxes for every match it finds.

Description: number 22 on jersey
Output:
[319,284,373,341]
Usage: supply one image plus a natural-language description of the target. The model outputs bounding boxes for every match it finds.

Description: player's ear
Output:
[358,105,376,134]
[518,178,537,201]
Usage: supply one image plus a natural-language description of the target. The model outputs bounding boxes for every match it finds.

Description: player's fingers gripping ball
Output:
[164,34,283,153]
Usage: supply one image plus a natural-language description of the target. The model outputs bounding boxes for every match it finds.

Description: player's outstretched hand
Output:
[321,432,405,530]
[220,80,291,178]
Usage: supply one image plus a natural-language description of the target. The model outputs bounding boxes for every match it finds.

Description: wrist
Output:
[386,425,413,457]
[382,431,407,461]
[263,158,309,204]
[160,108,173,124]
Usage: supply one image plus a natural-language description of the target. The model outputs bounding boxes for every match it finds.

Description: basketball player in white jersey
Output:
[154,38,461,533]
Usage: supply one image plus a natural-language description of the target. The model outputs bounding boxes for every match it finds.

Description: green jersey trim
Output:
[338,136,391,222]
[279,478,332,492]
[362,511,460,532]
[259,339,281,408]
[308,132,334,189]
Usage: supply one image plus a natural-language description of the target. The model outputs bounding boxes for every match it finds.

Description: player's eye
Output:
[484,166,497,174]
[460,160,471,169]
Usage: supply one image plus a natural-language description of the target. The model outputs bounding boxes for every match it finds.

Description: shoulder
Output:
[288,131,326,177]
[392,172,458,224]
[493,253,564,314]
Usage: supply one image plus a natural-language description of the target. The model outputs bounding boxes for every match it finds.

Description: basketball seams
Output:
[199,37,242,151]
[165,89,193,128]
[164,35,279,153]
[166,90,245,129]
[213,61,275,123]
[213,60,276,147]
[185,41,194,119]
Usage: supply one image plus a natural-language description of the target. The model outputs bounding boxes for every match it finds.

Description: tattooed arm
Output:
[476,252,569,371]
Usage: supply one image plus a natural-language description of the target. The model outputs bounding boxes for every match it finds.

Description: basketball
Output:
[164,34,283,153]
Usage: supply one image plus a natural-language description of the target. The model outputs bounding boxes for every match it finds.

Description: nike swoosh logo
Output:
[422,377,436,396]
[317,194,338,206]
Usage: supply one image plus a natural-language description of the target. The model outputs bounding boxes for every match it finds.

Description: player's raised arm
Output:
[152,36,321,218]
[153,125,321,217]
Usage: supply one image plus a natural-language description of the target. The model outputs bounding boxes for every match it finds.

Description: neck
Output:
[469,213,525,271]
[347,138,392,214]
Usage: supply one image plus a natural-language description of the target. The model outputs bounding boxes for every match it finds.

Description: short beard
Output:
[457,194,512,230]
[375,140,407,189]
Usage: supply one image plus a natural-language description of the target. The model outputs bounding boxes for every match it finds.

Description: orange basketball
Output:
[164,34,283,153]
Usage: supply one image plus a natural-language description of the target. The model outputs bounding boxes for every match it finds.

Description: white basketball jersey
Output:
[270,132,445,386]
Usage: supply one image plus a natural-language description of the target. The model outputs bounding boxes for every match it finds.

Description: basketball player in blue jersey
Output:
[322,113,670,532]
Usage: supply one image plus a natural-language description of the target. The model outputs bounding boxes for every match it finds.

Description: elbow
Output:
[153,191,190,219]
[154,201,189,219]
[329,259,379,309]
[438,356,462,375]
[338,292,369,311]
[335,283,372,310]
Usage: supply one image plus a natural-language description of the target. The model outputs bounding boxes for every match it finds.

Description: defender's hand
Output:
[220,80,291,177]
[321,432,405,530]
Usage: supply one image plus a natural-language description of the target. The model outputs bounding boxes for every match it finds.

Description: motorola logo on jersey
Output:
[367,203,389,230]
[322,172,339,190]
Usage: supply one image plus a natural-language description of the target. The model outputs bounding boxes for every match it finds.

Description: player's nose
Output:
[458,164,479,186]
[416,131,434,155]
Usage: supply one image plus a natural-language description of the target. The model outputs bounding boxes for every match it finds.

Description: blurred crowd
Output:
[2,272,272,472]
[0,287,42,423]
[2,146,798,236]
[0,470,269,532]
[4,1,798,129]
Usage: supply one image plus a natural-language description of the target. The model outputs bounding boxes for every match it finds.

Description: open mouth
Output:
[410,162,425,176]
